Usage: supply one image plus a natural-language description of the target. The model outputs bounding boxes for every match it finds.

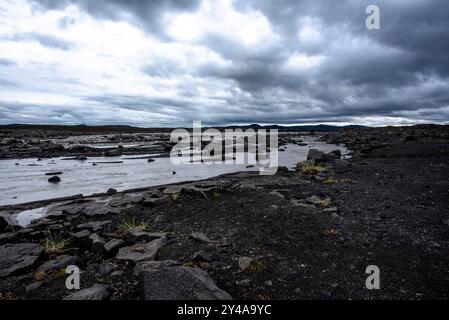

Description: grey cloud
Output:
[1,0,449,126]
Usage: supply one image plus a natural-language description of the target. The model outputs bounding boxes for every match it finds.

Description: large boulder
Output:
[140,266,232,300]
[306,149,328,164]
[0,243,43,277]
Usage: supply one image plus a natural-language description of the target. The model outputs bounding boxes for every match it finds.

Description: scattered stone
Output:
[25,281,43,293]
[143,196,169,207]
[0,243,43,277]
[128,195,145,204]
[191,250,212,262]
[104,239,126,255]
[48,175,61,183]
[334,159,349,173]
[69,229,91,239]
[307,149,328,164]
[107,188,117,195]
[133,260,180,276]
[89,233,106,252]
[58,205,85,215]
[83,204,120,217]
[63,284,111,300]
[116,237,167,262]
[238,257,254,271]
[110,270,124,278]
[45,172,63,176]
[327,149,342,159]
[99,263,115,275]
[77,220,112,232]
[125,230,167,244]
[38,255,81,272]
[190,232,210,243]
[140,266,232,300]
[323,207,338,214]
[104,150,122,157]
[163,185,184,195]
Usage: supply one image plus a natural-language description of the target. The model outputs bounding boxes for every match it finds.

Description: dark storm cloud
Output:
[31,0,201,34]
[1,0,449,126]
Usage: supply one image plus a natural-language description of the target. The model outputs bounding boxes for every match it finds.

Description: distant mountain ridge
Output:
[0,123,366,133]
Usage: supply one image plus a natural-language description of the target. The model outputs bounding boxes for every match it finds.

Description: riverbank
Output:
[0,124,448,300]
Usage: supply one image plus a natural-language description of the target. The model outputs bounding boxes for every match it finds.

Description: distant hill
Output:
[223,124,366,132]
[0,123,366,133]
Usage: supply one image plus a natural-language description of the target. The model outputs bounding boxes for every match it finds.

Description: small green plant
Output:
[170,192,181,201]
[246,259,265,273]
[43,232,69,254]
[323,177,351,184]
[120,216,148,233]
[315,198,332,207]
[301,161,325,175]
[0,292,17,300]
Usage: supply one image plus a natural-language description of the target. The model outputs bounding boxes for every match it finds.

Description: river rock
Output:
[48,175,61,183]
[0,243,43,277]
[63,284,111,300]
[140,266,232,300]
[116,237,167,262]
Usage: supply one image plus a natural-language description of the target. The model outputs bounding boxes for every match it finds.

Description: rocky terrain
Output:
[0,124,448,300]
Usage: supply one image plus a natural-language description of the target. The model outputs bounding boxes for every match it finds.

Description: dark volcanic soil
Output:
[0,124,448,300]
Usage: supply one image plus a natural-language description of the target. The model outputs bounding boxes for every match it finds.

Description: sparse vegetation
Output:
[0,292,17,300]
[119,216,148,233]
[246,259,265,273]
[301,161,325,175]
[170,192,181,201]
[323,177,351,184]
[325,228,342,236]
[43,232,69,254]
[34,270,46,281]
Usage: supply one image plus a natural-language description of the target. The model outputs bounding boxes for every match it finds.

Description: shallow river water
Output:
[0,138,349,206]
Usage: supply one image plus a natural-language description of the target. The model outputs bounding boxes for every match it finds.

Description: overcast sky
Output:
[0,0,448,127]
